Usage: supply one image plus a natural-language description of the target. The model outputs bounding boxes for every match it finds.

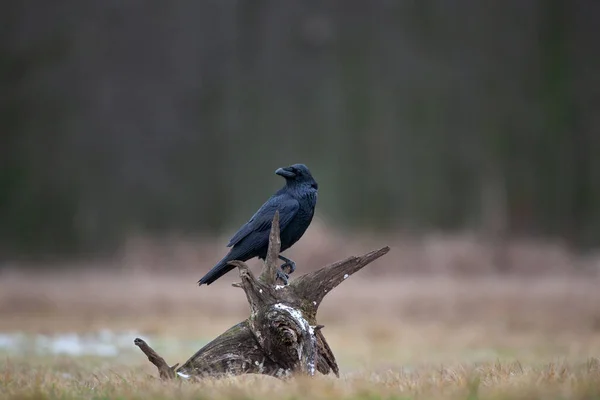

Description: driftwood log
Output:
[135,211,390,380]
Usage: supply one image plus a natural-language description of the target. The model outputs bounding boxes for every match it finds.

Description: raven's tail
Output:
[198,253,237,286]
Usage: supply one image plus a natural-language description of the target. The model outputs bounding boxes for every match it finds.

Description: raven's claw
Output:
[278,255,296,275]
[276,269,289,285]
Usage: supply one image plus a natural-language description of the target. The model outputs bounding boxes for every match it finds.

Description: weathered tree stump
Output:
[135,212,390,380]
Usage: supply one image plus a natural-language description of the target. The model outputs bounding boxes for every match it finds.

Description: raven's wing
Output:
[226,195,299,248]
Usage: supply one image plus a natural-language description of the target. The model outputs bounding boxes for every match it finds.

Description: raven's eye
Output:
[311,182,318,190]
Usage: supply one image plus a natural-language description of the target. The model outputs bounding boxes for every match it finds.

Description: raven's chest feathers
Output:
[280,191,316,251]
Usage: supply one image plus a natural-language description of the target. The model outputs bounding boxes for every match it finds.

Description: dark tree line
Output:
[1,0,599,262]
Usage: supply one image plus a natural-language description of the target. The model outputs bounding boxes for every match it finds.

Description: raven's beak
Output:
[275,167,296,178]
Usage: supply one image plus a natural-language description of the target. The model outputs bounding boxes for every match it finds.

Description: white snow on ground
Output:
[0,330,204,357]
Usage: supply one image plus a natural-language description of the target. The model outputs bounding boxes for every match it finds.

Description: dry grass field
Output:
[1,231,600,399]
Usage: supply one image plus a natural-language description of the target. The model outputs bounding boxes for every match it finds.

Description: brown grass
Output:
[2,357,600,399]
[2,232,600,399]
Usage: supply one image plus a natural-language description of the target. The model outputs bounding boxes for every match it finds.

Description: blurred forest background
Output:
[1,0,600,271]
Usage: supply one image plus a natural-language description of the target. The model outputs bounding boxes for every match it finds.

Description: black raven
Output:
[198,164,318,286]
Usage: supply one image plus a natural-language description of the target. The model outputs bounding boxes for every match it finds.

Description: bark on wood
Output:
[259,210,283,285]
[134,338,179,379]
[135,212,390,380]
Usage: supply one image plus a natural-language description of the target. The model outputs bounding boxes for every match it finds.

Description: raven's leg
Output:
[278,255,296,275]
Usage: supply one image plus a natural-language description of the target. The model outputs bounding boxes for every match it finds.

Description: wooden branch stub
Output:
[260,211,281,286]
[229,260,278,315]
[134,338,177,380]
[315,328,338,377]
[292,246,390,307]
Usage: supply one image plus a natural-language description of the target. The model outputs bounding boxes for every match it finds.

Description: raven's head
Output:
[275,164,318,191]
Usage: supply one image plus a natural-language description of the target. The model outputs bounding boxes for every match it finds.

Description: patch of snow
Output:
[276,368,291,378]
[0,330,148,357]
[177,372,190,379]
[0,333,21,349]
[256,358,265,373]
[343,274,349,279]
